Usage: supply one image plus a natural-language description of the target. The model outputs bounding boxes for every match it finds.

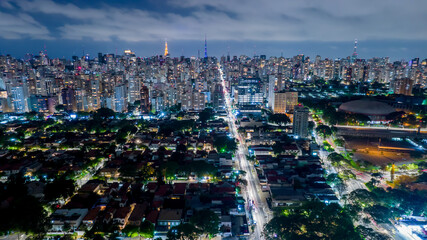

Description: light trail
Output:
[218,63,270,239]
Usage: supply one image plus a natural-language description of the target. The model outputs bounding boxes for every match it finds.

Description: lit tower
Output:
[351,39,358,63]
[204,34,208,58]
[164,40,169,56]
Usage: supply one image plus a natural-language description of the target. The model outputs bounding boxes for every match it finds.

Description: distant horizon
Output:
[0,39,426,62]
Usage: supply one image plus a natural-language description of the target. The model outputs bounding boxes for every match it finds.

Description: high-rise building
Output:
[391,78,414,95]
[191,91,205,111]
[11,86,27,113]
[293,105,309,138]
[61,87,76,111]
[114,84,128,112]
[267,75,276,109]
[89,79,100,110]
[29,95,47,113]
[273,91,298,113]
[213,84,224,109]
[75,88,86,111]
[128,77,141,104]
[140,86,150,113]
[237,78,263,106]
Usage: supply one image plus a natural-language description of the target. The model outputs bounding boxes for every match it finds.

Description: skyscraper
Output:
[273,91,298,114]
[213,84,224,109]
[114,84,128,112]
[61,87,77,111]
[293,105,309,138]
[267,75,276,109]
[140,85,150,113]
[391,78,414,96]
[11,86,27,113]
[237,78,263,106]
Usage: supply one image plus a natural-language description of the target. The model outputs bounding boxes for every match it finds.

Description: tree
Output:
[176,144,187,153]
[368,178,380,187]
[169,103,182,113]
[326,173,346,194]
[322,106,344,125]
[263,201,361,240]
[189,161,217,178]
[167,223,199,240]
[116,123,137,144]
[315,125,332,138]
[190,209,219,238]
[119,163,138,177]
[268,114,291,126]
[213,136,237,153]
[371,172,383,180]
[307,121,315,132]
[356,225,390,240]
[24,111,38,120]
[199,108,215,124]
[348,189,376,207]
[271,135,294,155]
[365,205,401,223]
[93,108,116,121]
[138,164,155,182]
[162,161,180,180]
[44,177,76,201]
[333,138,345,147]
[345,113,371,125]
[339,170,356,180]
[139,220,154,239]
[327,152,345,167]
[0,175,50,236]
[55,104,65,112]
[386,111,405,124]
[159,120,195,136]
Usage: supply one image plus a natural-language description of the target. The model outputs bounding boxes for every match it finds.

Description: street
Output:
[219,64,271,239]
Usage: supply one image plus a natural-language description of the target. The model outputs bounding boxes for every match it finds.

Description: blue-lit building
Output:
[237,78,263,106]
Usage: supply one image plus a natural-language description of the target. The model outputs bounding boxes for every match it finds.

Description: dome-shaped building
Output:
[338,99,395,121]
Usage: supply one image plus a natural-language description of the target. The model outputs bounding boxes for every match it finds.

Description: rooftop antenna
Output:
[352,39,358,63]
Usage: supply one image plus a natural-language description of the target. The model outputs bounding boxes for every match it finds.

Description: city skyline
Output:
[0,1,426,239]
[1,39,427,61]
[1,0,427,59]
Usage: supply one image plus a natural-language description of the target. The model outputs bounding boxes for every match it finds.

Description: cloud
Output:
[0,11,52,40]
[3,0,427,42]
[0,0,14,9]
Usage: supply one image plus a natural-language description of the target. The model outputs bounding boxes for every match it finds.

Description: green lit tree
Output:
[263,201,361,240]
[315,125,332,138]
[167,223,199,240]
[190,209,219,238]
[213,136,237,153]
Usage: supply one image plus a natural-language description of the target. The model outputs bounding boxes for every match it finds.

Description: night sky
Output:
[1,0,426,60]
